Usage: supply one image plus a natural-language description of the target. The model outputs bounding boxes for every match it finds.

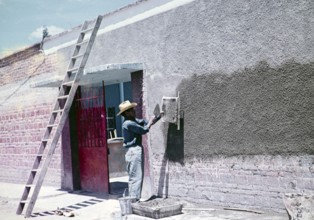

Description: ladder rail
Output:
[67,21,89,72]
[17,15,103,217]
[24,91,76,217]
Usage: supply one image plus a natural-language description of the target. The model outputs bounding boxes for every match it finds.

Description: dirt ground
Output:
[0,182,289,220]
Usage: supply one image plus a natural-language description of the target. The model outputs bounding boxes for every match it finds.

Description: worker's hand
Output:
[148,116,157,128]
[154,111,164,123]
[149,112,164,128]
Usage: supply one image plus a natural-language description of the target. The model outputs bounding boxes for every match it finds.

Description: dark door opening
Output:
[104,82,130,195]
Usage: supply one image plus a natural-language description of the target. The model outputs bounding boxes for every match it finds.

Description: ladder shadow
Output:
[30,180,128,217]
[30,197,106,217]
[30,190,112,218]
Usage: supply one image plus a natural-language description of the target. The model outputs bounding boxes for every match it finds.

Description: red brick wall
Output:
[0,45,61,186]
[0,45,58,86]
[0,104,61,185]
[0,44,41,68]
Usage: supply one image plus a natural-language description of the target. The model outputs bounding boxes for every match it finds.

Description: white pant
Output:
[125,145,143,199]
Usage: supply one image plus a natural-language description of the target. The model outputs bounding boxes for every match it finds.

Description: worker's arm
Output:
[123,137,137,148]
[126,116,161,135]
[128,120,150,134]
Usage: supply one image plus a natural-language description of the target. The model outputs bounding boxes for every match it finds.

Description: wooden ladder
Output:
[16,15,103,218]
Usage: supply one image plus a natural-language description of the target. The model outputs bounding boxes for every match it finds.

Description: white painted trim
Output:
[83,62,144,75]
[97,0,195,35]
[29,75,63,88]
[31,62,144,88]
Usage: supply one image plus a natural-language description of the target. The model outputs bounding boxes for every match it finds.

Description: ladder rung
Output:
[41,139,50,142]
[76,40,89,46]
[57,95,69,100]
[47,124,58,128]
[62,81,74,86]
[72,54,84,59]
[52,109,63,114]
[36,154,43,158]
[20,199,30,204]
[25,184,34,188]
[67,67,79,73]
[81,27,93,33]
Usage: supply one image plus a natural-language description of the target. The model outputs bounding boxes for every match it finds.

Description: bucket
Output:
[119,188,136,215]
[119,196,137,215]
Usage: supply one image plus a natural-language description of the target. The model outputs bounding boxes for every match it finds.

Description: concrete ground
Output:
[0,177,288,220]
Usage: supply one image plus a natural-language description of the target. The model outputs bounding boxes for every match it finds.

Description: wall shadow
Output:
[158,119,184,197]
[165,118,184,164]
[157,154,169,197]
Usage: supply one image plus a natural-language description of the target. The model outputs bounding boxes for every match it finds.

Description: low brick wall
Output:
[153,154,314,212]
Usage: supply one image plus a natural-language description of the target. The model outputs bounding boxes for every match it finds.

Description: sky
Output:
[0,0,137,58]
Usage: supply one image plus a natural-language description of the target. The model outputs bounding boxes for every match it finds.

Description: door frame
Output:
[61,64,150,194]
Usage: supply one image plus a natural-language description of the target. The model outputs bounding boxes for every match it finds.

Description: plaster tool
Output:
[161,92,180,130]
[152,104,163,123]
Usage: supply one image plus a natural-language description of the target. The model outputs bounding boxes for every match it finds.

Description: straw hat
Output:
[117,100,137,116]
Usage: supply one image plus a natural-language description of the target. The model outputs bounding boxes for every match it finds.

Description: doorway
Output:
[67,67,145,196]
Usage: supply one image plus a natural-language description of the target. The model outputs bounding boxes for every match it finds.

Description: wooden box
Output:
[131,198,182,219]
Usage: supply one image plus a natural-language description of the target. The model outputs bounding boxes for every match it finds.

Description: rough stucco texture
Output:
[177,61,314,157]
[79,0,314,160]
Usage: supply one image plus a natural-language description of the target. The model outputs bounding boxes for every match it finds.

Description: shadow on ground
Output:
[31,181,127,218]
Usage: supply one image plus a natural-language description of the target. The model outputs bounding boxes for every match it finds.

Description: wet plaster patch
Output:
[176,60,314,157]
[164,118,184,164]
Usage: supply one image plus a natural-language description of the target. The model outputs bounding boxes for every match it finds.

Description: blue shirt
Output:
[122,118,150,148]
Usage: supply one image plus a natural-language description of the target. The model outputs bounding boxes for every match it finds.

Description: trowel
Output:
[153,104,163,123]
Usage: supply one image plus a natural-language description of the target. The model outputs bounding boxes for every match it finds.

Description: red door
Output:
[74,83,109,192]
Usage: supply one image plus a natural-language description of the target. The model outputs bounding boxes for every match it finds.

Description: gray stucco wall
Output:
[55,0,314,212]
[82,0,314,156]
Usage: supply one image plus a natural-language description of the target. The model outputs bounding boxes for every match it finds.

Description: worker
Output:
[117,100,161,200]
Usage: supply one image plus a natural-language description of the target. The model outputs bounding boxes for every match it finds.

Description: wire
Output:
[0,54,46,106]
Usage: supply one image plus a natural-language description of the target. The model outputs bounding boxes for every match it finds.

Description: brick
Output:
[187,187,203,199]
[219,173,235,184]
[234,175,248,185]
[297,178,314,190]
[206,173,220,183]
[194,170,209,185]
[262,176,279,187]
